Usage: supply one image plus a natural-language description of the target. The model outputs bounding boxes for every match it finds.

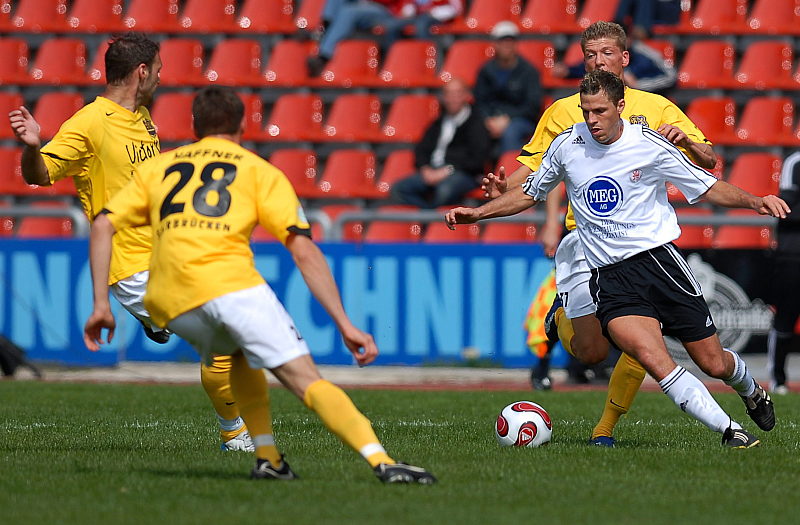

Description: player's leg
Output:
[767,255,800,393]
[590,351,646,445]
[110,271,170,343]
[200,356,253,451]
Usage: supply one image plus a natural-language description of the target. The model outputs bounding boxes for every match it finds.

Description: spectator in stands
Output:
[614,0,681,40]
[474,21,542,156]
[308,0,461,77]
[390,78,491,208]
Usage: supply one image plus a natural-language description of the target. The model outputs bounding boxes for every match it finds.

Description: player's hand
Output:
[83,307,116,352]
[656,124,689,149]
[481,165,507,199]
[756,194,791,219]
[8,106,42,148]
[341,325,378,366]
[444,207,479,230]
[539,220,562,258]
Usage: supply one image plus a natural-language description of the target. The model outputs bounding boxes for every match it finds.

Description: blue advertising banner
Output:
[0,240,550,367]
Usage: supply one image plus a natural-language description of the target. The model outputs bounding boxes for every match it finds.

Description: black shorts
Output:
[589,243,717,343]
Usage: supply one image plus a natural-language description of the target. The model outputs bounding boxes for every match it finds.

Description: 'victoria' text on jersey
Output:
[126,140,161,164]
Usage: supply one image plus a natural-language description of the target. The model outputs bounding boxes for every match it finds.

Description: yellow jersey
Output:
[103,136,311,328]
[40,96,160,284]
[517,88,711,230]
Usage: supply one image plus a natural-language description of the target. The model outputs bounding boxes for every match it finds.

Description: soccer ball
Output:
[495,401,553,447]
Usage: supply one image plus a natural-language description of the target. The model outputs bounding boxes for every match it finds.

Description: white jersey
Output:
[523,120,718,269]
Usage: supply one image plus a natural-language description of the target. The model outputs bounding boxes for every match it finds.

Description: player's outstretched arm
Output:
[481,164,533,199]
[446,183,536,229]
[286,234,378,366]
[8,106,50,186]
[702,180,790,218]
[83,214,117,351]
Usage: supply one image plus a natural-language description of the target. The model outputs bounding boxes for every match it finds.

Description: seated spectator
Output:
[390,78,491,208]
[308,0,462,77]
[614,0,681,39]
[474,21,542,156]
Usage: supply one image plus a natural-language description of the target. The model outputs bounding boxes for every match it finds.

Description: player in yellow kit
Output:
[83,86,436,483]
[8,34,251,452]
[484,21,718,446]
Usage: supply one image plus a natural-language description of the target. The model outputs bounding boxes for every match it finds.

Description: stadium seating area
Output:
[1,0,798,245]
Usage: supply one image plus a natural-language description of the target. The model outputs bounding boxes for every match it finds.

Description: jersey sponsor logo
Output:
[631,169,641,183]
[584,176,623,217]
[572,135,585,145]
[629,115,648,127]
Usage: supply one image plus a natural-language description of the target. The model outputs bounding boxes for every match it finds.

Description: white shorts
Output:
[167,284,310,369]
[110,270,168,334]
[554,231,597,319]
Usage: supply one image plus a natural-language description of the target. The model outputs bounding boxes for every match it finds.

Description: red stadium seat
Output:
[482,222,537,244]
[685,96,738,145]
[204,39,264,86]
[377,150,415,196]
[158,38,206,87]
[443,0,522,34]
[677,40,736,89]
[123,0,181,32]
[674,208,714,250]
[0,148,75,196]
[577,0,619,30]
[11,0,69,33]
[644,39,676,68]
[376,40,440,88]
[312,40,379,88]
[439,40,494,86]
[495,150,523,175]
[16,216,73,238]
[734,41,797,90]
[29,38,89,86]
[725,153,781,196]
[318,204,363,241]
[315,150,381,199]
[236,0,295,33]
[67,0,124,33]
[516,40,578,89]
[265,93,324,142]
[0,38,30,86]
[713,211,774,249]
[734,97,795,146]
[268,148,318,198]
[380,94,439,143]
[264,40,315,87]
[0,1,11,32]
[34,92,85,140]
[150,93,194,141]
[294,0,325,31]
[679,0,748,34]
[424,221,480,243]
[238,93,265,141]
[747,0,800,35]
[520,0,580,34]
[179,0,237,32]
[321,94,382,142]
[86,41,109,85]
[364,218,423,243]
[0,93,24,139]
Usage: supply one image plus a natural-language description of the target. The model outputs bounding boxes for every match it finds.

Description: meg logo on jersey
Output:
[584,176,623,217]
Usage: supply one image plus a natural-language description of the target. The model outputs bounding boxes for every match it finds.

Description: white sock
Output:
[722,348,756,397]
[659,366,741,433]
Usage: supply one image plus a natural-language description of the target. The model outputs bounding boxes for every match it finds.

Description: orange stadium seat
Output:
[645,39,676,68]
[713,211,773,249]
[269,148,318,198]
[150,93,194,141]
[318,204,364,241]
[315,149,381,199]
[29,38,89,85]
[682,0,748,34]
[265,93,324,141]
[236,0,295,33]
[444,0,522,34]
[294,0,325,31]
[0,215,14,237]
[204,39,264,86]
[377,149,415,197]
[11,0,69,33]
[495,150,523,175]
[674,208,714,250]
[16,216,73,238]
[0,93,24,139]
[577,0,619,30]
[482,222,537,244]
[685,96,738,145]
[86,40,109,85]
[517,40,577,89]
[747,0,800,35]
[520,0,580,34]
[67,0,124,33]
[376,40,440,88]
[734,97,795,146]
[123,0,181,32]
[34,92,85,140]
[424,221,481,243]
[439,40,494,86]
[734,41,797,90]
[380,94,439,143]
[364,215,423,243]
[0,148,74,196]
[238,93,265,141]
[677,40,736,89]
[158,38,206,86]
[179,0,237,32]
[321,94,382,142]
[0,1,11,32]
[264,40,315,87]
[0,38,30,86]
[312,40,379,88]
[725,153,781,196]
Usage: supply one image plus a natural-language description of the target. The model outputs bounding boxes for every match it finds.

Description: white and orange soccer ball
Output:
[495,401,553,447]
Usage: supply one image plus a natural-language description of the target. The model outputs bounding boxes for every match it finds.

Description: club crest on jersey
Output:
[142,118,157,137]
[631,169,641,182]
[629,115,648,127]
[585,176,623,217]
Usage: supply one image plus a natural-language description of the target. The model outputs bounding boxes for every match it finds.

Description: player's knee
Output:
[572,337,609,365]
[694,354,728,379]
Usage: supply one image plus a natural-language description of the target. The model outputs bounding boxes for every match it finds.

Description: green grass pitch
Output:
[1,382,799,524]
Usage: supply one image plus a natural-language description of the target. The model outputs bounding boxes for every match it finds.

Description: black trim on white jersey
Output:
[640,126,715,190]
[522,126,574,195]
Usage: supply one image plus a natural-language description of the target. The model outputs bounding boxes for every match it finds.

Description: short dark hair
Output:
[580,21,627,53]
[192,86,244,138]
[579,70,625,106]
[105,33,160,84]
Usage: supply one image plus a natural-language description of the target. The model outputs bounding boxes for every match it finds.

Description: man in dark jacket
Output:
[390,78,491,208]
[474,21,541,155]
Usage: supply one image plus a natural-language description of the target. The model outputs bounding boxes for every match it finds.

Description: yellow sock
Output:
[201,355,241,426]
[592,353,646,439]
[228,353,282,465]
[555,308,575,356]
[303,379,394,468]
